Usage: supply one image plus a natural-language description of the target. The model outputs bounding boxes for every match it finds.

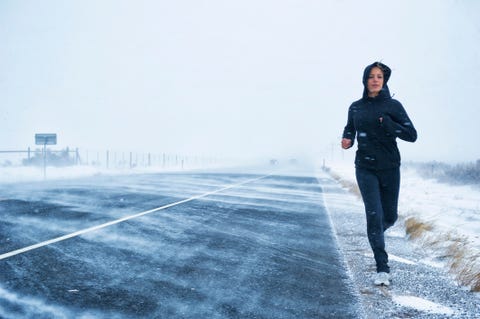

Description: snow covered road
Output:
[0,171,361,318]
[1,168,479,318]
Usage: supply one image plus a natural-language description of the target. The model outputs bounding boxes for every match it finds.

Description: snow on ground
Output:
[401,167,480,247]
[323,156,480,291]
[392,295,456,316]
[0,166,101,183]
[0,162,237,184]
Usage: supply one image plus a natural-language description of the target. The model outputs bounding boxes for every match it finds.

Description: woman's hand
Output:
[341,138,352,149]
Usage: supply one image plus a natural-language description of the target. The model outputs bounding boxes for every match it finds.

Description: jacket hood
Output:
[362,61,392,99]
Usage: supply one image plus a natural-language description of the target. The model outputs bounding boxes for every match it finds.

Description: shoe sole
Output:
[375,282,390,286]
[374,280,390,286]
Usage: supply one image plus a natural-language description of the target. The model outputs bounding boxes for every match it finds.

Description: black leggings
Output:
[355,167,400,273]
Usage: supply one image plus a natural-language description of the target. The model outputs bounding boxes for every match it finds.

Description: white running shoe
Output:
[374,272,390,286]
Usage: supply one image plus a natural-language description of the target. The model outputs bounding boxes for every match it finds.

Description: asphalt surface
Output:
[0,171,362,318]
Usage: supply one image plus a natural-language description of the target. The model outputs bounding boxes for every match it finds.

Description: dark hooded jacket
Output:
[342,62,417,170]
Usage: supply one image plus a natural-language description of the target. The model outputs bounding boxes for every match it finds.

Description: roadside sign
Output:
[35,133,57,180]
[35,133,57,145]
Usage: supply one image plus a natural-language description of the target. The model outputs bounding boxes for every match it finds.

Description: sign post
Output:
[35,133,57,179]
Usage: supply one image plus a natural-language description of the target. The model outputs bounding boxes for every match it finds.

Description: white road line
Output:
[0,174,271,261]
[389,253,416,265]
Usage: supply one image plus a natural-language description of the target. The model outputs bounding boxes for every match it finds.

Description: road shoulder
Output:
[317,170,480,318]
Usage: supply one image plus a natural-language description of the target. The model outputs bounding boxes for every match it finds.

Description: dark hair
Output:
[362,62,391,86]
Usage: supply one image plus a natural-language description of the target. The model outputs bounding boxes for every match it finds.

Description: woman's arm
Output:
[382,101,417,142]
[342,104,356,149]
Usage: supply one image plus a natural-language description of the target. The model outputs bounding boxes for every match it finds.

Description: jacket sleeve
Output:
[342,104,356,147]
[381,101,417,142]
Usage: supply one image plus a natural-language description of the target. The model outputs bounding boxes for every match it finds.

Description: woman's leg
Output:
[379,167,400,231]
[355,167,389,273]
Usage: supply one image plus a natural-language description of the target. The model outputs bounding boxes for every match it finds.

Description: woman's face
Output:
[367,67,384,97]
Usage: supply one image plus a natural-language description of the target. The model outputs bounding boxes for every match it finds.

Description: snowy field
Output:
[323,157,480,292]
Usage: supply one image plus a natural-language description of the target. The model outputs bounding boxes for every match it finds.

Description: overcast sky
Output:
[1,0,479,163]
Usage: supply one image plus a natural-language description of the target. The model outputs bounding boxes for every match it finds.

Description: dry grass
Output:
[472,270,480,291]
[445,241,480,291]
[404,216,480,292]
[404,217,434,240]
[329,171,361,198]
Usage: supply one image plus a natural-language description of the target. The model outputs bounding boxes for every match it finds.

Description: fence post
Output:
[130,152,133,169]
[106,150,109,169]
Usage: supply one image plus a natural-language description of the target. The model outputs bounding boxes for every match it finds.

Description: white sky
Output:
[1,0,479,162]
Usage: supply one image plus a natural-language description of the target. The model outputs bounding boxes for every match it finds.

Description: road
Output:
[0,170,362,318]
